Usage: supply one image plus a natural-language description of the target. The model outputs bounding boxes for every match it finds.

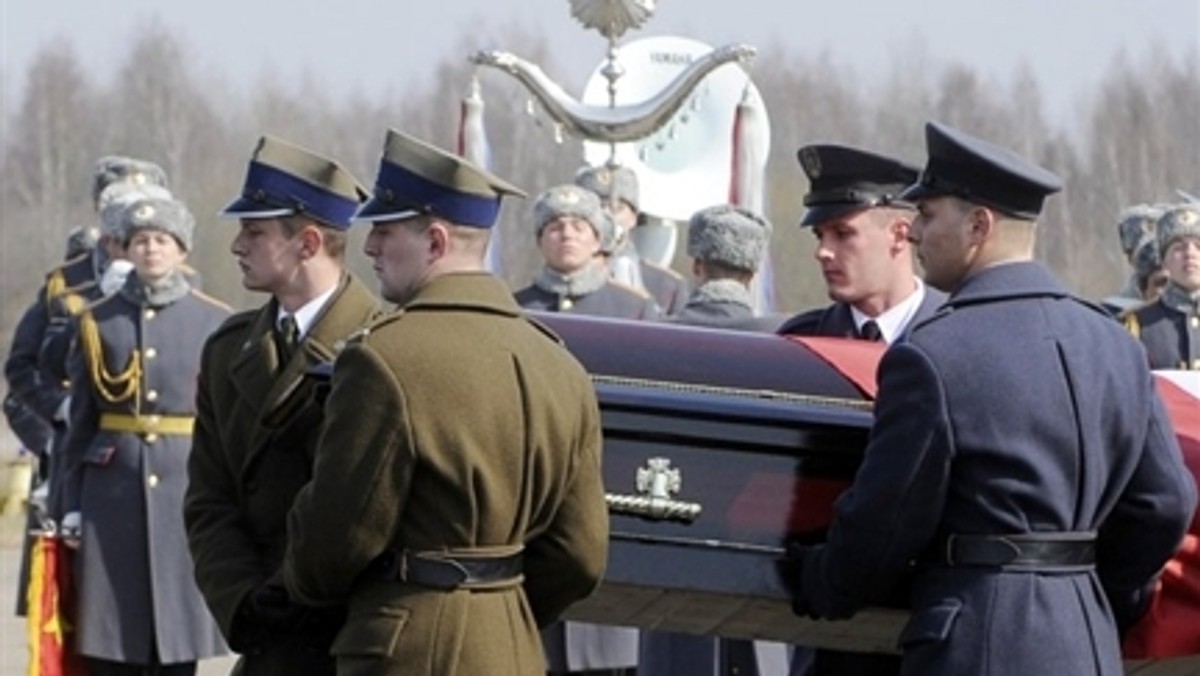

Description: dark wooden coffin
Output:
[533,313,907,653]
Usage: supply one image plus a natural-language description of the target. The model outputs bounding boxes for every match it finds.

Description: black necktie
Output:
[276,315,299,364]
[858,320,883,342]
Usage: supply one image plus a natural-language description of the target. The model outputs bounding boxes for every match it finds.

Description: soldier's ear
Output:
[296,222,324,260]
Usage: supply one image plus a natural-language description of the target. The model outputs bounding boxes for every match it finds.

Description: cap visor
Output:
[220,196,294,220]
[899,182,940,203]
[353,196,423,223]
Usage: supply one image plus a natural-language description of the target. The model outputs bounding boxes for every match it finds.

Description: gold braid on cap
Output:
[78,309,141,403]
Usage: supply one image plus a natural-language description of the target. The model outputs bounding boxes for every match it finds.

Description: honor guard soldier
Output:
[667,204,781,332]
[576,164,690,314]
[1122,203,1200,369]
[779,145,945,346]
[1102,204,1165,314]
[788,121,1196,676]
[59,194,231,675]
[515,184,661,321]
[3,156,168,616]
[281,129,609,675]
[184,135,379,676]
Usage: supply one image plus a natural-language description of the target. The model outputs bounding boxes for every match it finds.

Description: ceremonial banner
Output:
[26,535,87,676]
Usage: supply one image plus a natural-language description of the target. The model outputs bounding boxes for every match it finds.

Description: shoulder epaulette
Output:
[189,289,233,312]
[1120,307,1143,339]
[347,309,406,344]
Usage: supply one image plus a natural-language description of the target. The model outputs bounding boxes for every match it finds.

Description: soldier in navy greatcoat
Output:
[779,145,945,347]
[1122,203,1200,370]
[789,121,1196,676]
[58,195,230,675]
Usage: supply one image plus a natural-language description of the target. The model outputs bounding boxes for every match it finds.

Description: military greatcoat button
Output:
[147,474,160,488]
[145,389,159,402]
[145,433,159,444]
[145,347,158,359]
[1191,316,1198,329]
[144,308,157,320]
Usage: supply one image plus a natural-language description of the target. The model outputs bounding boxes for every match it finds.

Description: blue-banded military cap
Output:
[222,136,368,230]
[355,129,526,228]
[92,156,169,205]
[575,164,640,212]
[901,121,1063,219]
[687,204,773,272]
[796,145,918,227]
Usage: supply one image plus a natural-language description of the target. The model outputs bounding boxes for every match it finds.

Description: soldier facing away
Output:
[281,129,609,675]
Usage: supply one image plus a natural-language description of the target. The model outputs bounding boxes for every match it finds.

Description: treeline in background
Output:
[2,18,1197,348]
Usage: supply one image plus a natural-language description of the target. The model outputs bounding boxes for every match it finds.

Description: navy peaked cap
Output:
[796,145,919,227]
[901,121,1063,219]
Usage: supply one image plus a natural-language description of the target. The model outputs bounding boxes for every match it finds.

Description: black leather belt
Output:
[926,532,1097,571]
[395,549,524,590]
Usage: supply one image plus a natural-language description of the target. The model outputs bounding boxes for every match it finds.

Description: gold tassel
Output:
[78,310,141,403]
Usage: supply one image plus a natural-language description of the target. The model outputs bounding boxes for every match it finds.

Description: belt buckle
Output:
[945,533,957,566]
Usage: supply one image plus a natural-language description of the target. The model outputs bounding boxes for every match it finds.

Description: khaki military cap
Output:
[356,129,526,228]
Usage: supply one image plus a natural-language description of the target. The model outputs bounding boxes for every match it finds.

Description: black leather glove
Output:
[230,583,346,652]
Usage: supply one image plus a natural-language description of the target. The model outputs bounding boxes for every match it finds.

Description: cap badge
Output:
[799,147,821,178]
[133,204,155,223]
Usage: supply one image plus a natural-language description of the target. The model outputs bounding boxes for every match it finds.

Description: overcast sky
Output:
[2,0,1198,125]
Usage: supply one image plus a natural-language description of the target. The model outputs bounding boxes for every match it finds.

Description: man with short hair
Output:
[184,135,379,676]
[779,145,945,344]
[1122,203,1200,369]
[789,121,1195,676]
[576,164,689,314]
[281,129,609,675]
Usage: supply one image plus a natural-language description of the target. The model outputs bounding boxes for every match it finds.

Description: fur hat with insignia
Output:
[98,183,174,238]
[120,196,196,251]
[687,204,773,272]
[1157,203,1200,252]
[1117,203,1164,257]
[533,184,614,245]
[355,129,525,228]
[92,156,169,207]
[575,164,640,212]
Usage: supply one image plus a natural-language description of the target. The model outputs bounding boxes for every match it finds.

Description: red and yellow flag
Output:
[26,535,87,676]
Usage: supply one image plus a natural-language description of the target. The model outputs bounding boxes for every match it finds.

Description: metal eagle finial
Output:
[569,0,657,40]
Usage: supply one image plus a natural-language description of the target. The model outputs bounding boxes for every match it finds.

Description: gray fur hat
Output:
[1132,237,1162,280]
[120,196,195,251]
[1117,203,1163,257]
[92,156,169,206]
[98,183,174,237]
[575,164,640,212]
[533,184,614,245]
[1157,204,1200,253]
[687,204,773,272]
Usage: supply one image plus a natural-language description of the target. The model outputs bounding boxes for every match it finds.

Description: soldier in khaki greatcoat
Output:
[58,195,231,675]
[184,136,378,676]
[281,129,609,676]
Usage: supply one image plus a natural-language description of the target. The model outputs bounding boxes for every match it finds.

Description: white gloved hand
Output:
[99,259,134,295]
[61,511,82,549]
[54,396,72,423]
